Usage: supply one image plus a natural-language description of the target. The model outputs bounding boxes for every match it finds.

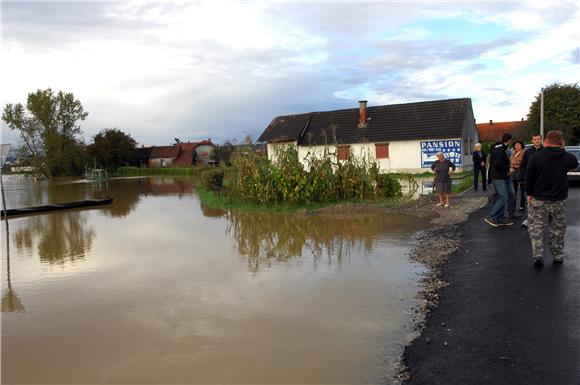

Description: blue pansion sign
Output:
[421,139,463,168]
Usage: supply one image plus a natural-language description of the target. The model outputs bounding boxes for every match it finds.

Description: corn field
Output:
[204,144,403,205]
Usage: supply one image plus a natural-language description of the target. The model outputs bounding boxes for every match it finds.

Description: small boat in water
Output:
[1,198,114,219]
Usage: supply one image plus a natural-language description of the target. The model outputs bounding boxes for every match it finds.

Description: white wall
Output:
[292,140,469,173]
[195,144,215,165]
[267,141,298,163]
[150,158,174,167]
[267,139,473,173]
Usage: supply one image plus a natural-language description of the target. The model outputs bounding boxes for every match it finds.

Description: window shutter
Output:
[338,145,350,160]
[375,143,389,159]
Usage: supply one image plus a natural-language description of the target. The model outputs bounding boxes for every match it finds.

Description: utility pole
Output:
[540,89,544,138]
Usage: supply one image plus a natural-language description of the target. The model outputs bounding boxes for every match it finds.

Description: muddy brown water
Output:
[1,176,433,384]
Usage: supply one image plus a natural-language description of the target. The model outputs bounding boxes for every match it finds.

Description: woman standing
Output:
[510,141,525,211]
[472,143,486,191]
[431,152,456,207]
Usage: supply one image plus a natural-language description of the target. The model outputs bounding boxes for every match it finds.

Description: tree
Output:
[2,88,88,176]
[525,83,580,145]
[87,128,137,171]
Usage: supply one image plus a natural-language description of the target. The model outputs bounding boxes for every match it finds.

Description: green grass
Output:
[452,174,474,194]
[197,186,403,212]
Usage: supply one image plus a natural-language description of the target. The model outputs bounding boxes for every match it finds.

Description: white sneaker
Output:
[521,219,528,228]
[436,203,443,207]
[444,203,450,207]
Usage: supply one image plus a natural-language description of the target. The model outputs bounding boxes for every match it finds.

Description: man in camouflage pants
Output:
[525,130,578,267]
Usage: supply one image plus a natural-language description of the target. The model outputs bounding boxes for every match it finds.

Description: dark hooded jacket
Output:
[520,145,543,177]
[525,147,578,201]
[488,142,510,180]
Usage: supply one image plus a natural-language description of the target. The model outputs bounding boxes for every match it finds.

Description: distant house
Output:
[149,146,181,167]
[175,140,216,166]
[476,119,528,143]
[132,140,216,168]
[257,98,478,173]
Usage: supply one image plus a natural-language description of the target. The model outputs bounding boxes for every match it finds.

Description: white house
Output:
[258,99,478,173]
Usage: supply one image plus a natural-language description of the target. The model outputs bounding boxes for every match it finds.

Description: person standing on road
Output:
[510,141,525,211]
[431,152,456,207]
[520,134,544,227]
[485,133,514,227]
[525,130,578,268]
[472,143,486,192]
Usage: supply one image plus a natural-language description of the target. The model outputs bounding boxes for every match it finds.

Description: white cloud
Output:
[2,1,579,146]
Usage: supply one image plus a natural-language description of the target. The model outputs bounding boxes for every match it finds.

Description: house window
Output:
[375,143,389,159]
[337,145,350,161]
[464,140,469,155]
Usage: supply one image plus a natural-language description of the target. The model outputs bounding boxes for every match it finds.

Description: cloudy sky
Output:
[1,1,578,146]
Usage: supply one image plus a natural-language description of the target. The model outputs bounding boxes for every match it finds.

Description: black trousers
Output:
[474,167,486,191]
[513,179,525,209]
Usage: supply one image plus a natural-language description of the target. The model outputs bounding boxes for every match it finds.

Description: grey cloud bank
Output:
[2,1,578,146]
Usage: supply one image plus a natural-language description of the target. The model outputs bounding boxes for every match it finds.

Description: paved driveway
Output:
[403,186,580,385]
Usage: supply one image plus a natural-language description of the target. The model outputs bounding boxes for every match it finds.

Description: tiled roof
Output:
[476,120,527,142]
[150,146,180,159]
[259,114,312,143]
[173,149,195,166]
[178,140,216,151]
[258,98,472,145]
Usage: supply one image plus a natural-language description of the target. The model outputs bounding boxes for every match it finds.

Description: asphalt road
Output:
[403,186,580,385]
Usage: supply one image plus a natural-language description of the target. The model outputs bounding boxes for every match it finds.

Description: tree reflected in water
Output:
[224,211,421,273]
[13,211,95,266]
[8,176,198,266]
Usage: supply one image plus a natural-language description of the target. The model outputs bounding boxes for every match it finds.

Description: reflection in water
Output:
[2,176,431,384]
[200,203,226,218]
[13,211,95,266]
[101,177,196,218]
[2,223,25,313]
[5,176,198,266]
[225,210,420,273]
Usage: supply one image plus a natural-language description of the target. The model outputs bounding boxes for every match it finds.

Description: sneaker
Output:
[553,256,564,264]
[484,217,499,227]
[497,218,514,226]
[533,258,544,268]
[521,219,528,228]
[436,202,443,207]
[518,207,525,211]
[444,203,450,207]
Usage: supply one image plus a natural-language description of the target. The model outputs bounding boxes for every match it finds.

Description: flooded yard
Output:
[2,176,431,384]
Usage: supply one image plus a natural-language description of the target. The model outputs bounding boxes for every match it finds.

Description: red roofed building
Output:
[132,139,216,168]
[476,119,528,143]
[175,140,216,166]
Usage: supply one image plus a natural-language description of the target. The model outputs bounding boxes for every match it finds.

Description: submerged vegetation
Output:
[200,144,406,208]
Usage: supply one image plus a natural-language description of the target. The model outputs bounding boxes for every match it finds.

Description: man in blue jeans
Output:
[485,133,514,227]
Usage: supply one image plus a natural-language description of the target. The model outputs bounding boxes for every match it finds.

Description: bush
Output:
[377,173,402,197]
[201,168,225,191]
[222,144,403,205]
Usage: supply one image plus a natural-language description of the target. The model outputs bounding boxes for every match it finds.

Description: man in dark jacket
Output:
[485,132,514,227]
[472,143,486,191]
[520,134,543,220]
[525,130,578,267]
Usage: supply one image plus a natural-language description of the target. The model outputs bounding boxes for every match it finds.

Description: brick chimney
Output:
[358,100,368,128]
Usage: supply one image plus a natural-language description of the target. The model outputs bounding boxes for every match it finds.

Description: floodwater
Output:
[1,175,431,384]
